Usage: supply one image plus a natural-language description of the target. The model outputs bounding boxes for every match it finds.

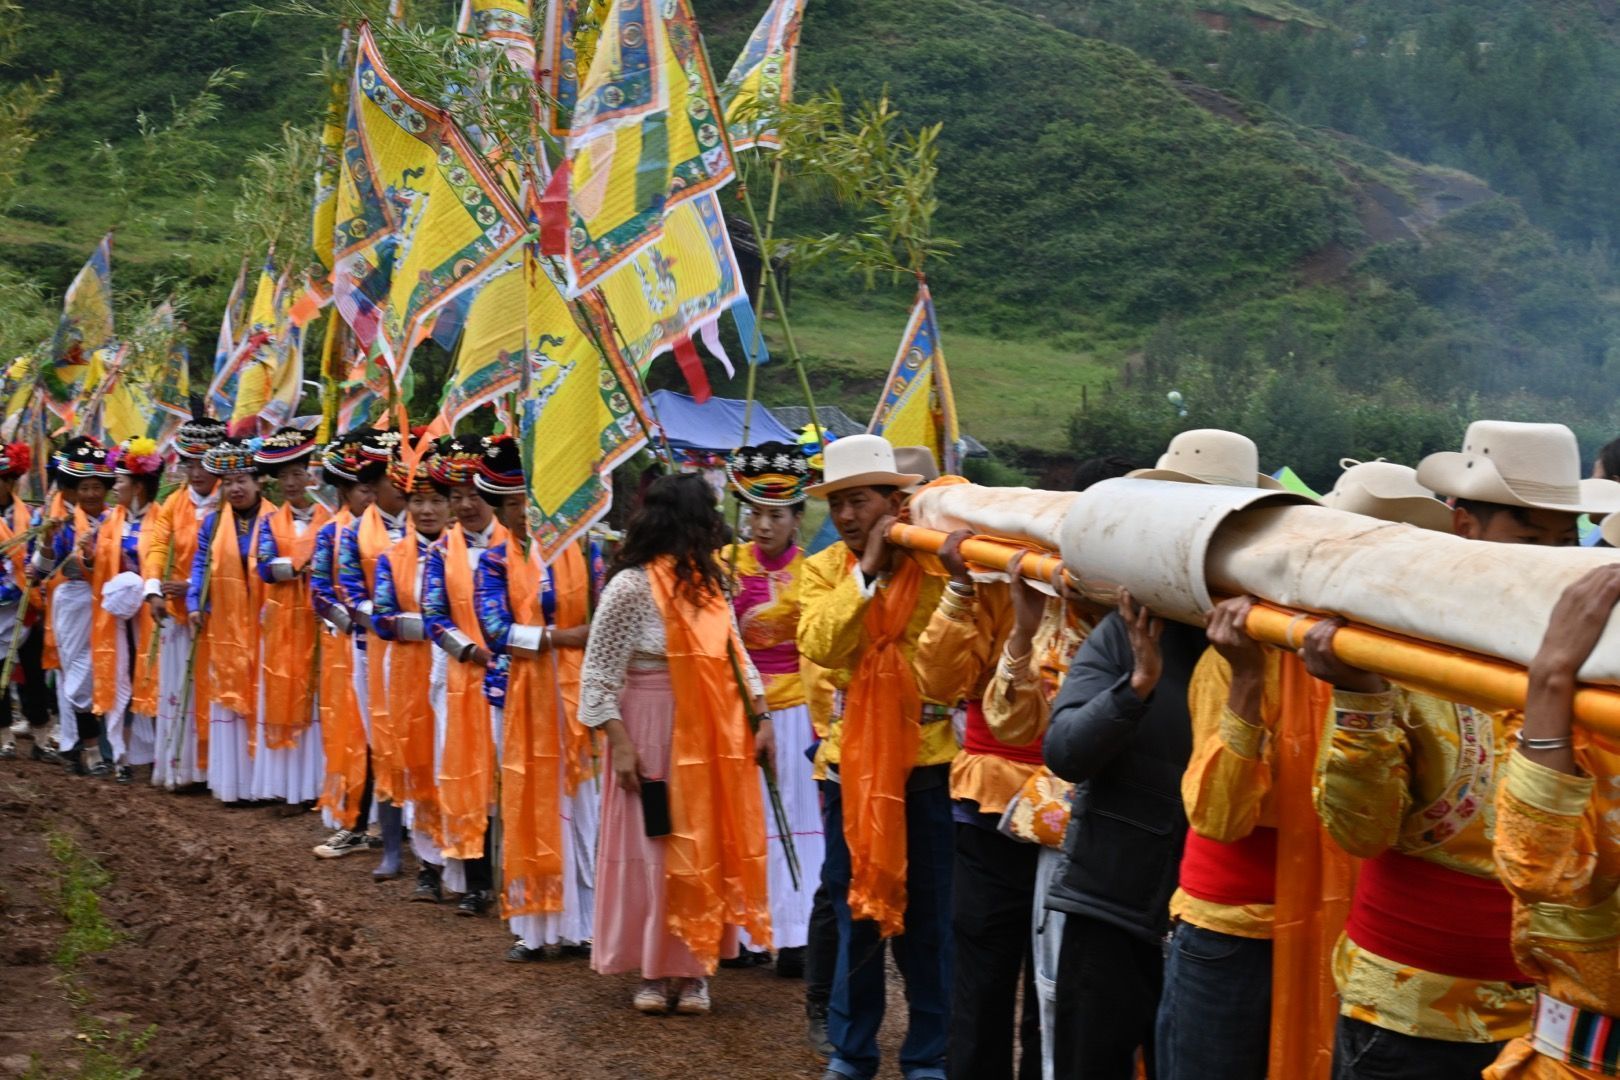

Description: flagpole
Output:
[696,34,822,439]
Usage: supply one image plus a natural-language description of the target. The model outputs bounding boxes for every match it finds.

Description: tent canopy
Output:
[648,390,799,452]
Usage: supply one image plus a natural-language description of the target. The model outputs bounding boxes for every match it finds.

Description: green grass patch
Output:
[21,832,156,1080]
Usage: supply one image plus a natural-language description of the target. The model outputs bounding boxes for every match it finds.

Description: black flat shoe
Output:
[455,890,490,917]
[409,867,442,903]
[115,765,133,784]
[719,946,771,969]
[505,943,544,963]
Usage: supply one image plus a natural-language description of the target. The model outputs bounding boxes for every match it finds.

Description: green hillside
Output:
[3,0,1618,488]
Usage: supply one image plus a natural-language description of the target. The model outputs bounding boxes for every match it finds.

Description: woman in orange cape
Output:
[187,440,276,806]
[470,435,599,960]
[579,473,774,1017]
[32,438,114,775]
[143,415,226,791]
[95,438,164,783]
[250,428,331,806]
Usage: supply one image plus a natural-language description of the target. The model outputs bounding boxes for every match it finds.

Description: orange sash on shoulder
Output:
[648,556,772,972]
[384,531,439,833]
[496,539,569,919]
[42,493,65,671]
[90,504,157,716]
[838,551,923,939]
[437,521,508,859]
[318,509,368,829]
[0,496,29,603]
[1269,655,1354,1080]
[261,502,330,749]
[357,507,401,802]
[204,503,270,721]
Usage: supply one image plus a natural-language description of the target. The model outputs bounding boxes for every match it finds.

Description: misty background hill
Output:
[3,0,1619,488]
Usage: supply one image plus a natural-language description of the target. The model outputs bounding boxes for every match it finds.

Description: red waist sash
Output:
[1344,849,1524,984]
[961,700,1046,766]
[1178,826,1278,907]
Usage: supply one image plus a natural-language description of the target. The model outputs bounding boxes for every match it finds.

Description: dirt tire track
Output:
[3,758,902,1079]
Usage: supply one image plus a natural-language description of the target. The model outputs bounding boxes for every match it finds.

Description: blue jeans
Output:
[1155,922,1272,1080]
[822,773,954,1080]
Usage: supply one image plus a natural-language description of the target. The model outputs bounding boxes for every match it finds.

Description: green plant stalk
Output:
[144,518,180,672]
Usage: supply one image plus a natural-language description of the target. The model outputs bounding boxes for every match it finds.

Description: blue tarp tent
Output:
[648,390,800,451]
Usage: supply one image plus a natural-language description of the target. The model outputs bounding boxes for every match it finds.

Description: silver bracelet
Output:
[542,626,554,650]
[1516,731,1574,751]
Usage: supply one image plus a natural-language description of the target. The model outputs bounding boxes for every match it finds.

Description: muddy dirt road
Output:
[1,757,905,1079]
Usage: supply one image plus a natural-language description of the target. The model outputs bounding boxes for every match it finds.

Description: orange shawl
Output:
[437,521,508,859]
[260,502,330,749]
[497,540,587,919]
[383,531,439,834]
[0,495,28,599]
[648,556,773,971]
[357,507,400,802]
[838,551,924,938]
[203,503,270,722]
[317,509,368,829]
[42,492,65,671]
[91,504,157,716]
[1269,654,1355,1079]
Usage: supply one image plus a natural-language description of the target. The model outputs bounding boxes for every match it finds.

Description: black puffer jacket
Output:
[1041,612,1205,943]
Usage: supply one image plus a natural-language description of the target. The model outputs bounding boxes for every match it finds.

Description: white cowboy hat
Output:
[1321,458,1453,533]
[1416,421,1620,516]
[1128,429,1284,489]
[805,433,925,498]
[893,446,942,495]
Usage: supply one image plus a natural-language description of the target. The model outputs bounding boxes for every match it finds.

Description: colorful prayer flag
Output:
[596,193,744,376]
[44,233,114,417]
[439,254,524,424]
[94,300,193,447]
[457,0,536,73]
[311,32,350,282]
[208,260,249,417]
[537,0,609,137]
[229,266,281,435]
[332,26,525,382]
[561,0,734,295]
[719,0,807,152]
[868,283,961,475]
[519,253,650,563]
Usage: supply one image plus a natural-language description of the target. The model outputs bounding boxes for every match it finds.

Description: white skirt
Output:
[407,650,451,868]
[206,705,253,804]
[510,776,599,948]
[755,702,823,949]
[152,620,204,788]
[104,617,156,767]
[51,581,94,740]
[250,641,326,803]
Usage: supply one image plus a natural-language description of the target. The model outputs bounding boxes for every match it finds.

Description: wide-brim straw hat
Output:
[893,446,941,495]
[1322,458,1453,532]
[1128,429,1285,489]
[806,434,924,498]
[1417,420,1620,517]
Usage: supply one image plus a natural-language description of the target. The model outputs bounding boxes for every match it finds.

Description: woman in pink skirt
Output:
[580,473,776,1016]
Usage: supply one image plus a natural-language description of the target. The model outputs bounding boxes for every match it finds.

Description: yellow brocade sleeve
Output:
[1497,750,1601,908]
[914,581,1009,706]
[140,495,175,582]
[797,544,870,683]
[1182,647,1281,842]
[1312,688,1412,859]
[1494,746,1620,1022]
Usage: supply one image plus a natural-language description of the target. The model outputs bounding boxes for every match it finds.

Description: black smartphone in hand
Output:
[640,778,671,838]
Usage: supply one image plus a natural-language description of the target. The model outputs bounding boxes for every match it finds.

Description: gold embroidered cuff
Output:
[1504,750,1593,818]
[1219,705,1267,760]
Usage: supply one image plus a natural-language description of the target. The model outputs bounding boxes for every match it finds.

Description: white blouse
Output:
[579,566,763,728]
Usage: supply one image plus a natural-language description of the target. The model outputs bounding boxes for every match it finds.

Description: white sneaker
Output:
[632,980,669,1014]
[313,830,370,858]
[674,978,710,1016]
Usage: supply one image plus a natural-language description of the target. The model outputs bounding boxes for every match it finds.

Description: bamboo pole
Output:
[884,521,1620,738]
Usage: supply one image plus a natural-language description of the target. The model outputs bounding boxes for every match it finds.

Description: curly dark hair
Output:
[608,472,728,601]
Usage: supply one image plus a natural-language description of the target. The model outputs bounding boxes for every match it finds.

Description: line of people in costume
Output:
[10,414,1620,1080]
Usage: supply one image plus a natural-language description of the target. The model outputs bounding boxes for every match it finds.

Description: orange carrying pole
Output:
[885,523,1620,739]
